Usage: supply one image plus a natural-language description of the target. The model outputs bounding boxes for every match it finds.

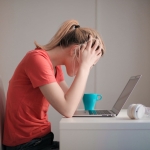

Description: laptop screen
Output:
[112,75,141,115]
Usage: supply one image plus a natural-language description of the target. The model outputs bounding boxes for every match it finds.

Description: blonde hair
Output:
[34,20,105,56]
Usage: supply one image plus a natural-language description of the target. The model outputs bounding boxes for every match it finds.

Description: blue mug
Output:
[83,93,102,110]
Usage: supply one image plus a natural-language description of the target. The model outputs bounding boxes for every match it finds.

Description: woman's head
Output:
[35,19,105,56]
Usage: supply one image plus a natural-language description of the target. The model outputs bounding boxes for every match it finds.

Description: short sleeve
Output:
[25,51,56,88]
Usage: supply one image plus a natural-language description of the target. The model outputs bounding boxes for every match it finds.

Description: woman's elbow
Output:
[61,110,75,118]
[64,115,72,118]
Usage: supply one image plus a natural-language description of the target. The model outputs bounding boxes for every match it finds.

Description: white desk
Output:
[60,109,150,150]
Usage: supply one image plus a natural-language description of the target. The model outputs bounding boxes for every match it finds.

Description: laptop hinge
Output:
[110,110,116,114]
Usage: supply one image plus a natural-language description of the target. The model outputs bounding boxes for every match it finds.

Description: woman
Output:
[3,20,105,150]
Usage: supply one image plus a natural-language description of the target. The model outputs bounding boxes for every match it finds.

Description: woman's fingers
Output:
[80,43,87,52]
[95,46,102,56]
[91,39,99,51]
[85,35,92,50]
[79,35,102,69]
[85,35,100,53]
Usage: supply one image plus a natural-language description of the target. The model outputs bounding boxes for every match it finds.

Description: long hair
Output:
[34,20,105,56]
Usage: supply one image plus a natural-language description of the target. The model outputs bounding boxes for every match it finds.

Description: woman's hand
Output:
[79,35,102,69]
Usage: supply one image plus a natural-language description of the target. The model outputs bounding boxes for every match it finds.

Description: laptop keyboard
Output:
[89,110,112,115]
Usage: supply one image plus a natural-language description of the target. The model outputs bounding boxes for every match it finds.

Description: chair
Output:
[0,76,6,150]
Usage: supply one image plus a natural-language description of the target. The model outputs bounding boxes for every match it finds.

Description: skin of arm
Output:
[58,80,69,94]
[39,66,90,118]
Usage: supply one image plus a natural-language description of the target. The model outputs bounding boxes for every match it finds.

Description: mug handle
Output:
[97,94,102,101]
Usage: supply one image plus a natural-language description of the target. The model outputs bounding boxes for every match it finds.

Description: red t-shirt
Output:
[3,49,64,146]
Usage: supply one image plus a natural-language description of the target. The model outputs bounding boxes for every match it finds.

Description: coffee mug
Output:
[83,93,102,110]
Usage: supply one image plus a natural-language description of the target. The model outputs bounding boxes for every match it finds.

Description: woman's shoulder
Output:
[27,49,48,56]
[24,49,50,61]
[20,49,51,67]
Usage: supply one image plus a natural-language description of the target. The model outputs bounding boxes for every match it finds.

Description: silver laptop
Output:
[73,75,142,117]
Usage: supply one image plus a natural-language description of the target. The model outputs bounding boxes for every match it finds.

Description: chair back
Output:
[0,76,5,150]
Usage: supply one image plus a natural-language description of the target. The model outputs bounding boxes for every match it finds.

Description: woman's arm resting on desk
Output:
[39,66,90,118]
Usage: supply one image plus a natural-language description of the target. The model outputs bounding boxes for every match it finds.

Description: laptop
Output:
[73,75,142,117]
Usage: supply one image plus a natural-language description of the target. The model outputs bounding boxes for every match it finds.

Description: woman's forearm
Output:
[64,65,90,116]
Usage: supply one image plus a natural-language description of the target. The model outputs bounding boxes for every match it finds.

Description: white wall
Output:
[0,0,150,141]
[96,0,150,109]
